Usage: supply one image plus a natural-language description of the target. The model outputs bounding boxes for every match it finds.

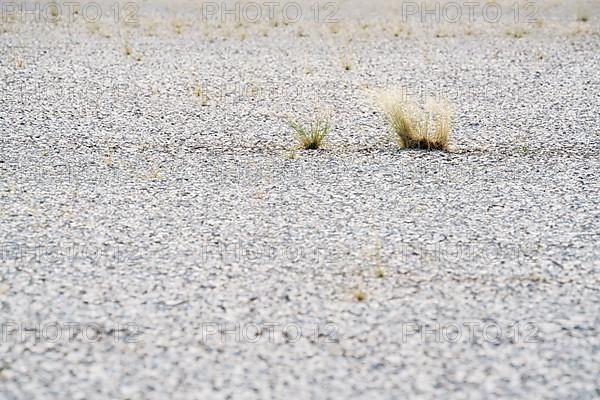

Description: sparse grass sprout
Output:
[353,289,367,301]
[289,115,331,150]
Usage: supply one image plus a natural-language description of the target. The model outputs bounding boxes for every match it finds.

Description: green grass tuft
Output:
[288,115,331,150]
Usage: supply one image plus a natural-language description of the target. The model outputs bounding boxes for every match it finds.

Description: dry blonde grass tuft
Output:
[378,91,452,151]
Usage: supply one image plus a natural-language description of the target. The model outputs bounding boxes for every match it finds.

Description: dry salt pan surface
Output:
[1,0,599,399]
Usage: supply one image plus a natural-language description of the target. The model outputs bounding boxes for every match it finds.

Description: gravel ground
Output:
[1,0,599,399]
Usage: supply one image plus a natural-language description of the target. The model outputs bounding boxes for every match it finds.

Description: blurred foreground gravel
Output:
[1,1,599,399]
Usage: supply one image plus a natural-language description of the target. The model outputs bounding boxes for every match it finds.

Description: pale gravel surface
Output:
[1,1,599,399]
